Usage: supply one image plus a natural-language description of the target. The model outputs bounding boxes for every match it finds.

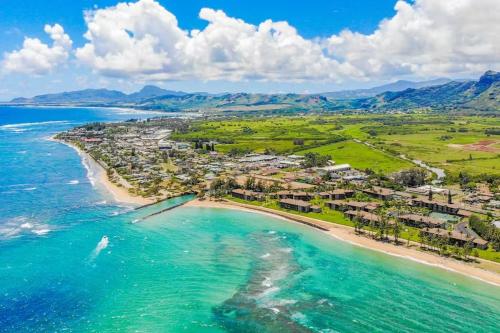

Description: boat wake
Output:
[88,236,109,262]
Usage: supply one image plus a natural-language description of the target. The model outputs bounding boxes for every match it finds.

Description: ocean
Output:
[0,106,499,332]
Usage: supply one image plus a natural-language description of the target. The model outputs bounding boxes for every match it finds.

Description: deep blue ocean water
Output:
[0,106,499,332]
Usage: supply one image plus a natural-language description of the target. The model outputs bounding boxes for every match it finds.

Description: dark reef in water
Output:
[212,231,340,332]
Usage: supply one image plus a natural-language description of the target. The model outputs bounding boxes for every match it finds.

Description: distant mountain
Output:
[365,70,500,111]
[10,89,127,104]
[125,85,187,102]
[321,78,452,99]
[9,86,188,105]
[5,71,498,113]
[137,92,334,112]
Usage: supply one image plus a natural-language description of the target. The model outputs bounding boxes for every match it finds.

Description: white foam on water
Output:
[260,253,271,259]
[0,216,53,239]
[67,180,80,185]
[20,222,34,229]
[291,312,307,322]
[0,120,70,129]
[32,228,51,236]
[262,277,273,288]
[257,286,280,299]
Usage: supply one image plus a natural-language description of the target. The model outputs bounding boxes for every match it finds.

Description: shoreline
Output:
[184,198,500,286]
[51,137,156,206]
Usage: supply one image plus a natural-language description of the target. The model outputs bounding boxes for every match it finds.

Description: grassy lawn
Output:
[296,140,413,174]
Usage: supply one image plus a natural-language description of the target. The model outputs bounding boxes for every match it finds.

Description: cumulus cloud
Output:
[2,24,72,75]
[75,0,350,81]
[5,0,500,81]
[326,0,500,78]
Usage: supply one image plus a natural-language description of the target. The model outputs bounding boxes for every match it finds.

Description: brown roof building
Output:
[412,198,460,215]
[277,190,314,201]
[421,228,488,249]
[399,214,445,228]
[344,210,382,224]
[231,189,265,201]
[319,189,355,200]
[362,186,395,200]
[279,199,321,213]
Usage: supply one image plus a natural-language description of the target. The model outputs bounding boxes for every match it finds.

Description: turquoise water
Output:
[1,107,499,332]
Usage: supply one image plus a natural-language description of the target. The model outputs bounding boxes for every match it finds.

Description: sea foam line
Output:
[0,120,70,128]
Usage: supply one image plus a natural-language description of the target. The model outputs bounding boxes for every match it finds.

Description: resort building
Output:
[344,210,381,224]
[421,228,488,249]
[412,198,460,215]
[326,200,347,211]
[276,191,314,201]
[231,189,265,201]
[319,189,355,200]
[326,200,380,212]
[279,199,321,213]
[398,214,445,228]
[362,186,395,200]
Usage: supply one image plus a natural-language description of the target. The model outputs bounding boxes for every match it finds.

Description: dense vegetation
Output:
[470,215,500,251]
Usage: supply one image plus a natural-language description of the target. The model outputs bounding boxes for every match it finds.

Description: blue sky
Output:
[1,0,497,99]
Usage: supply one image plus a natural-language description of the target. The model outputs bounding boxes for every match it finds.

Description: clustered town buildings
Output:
[58,118,498,251]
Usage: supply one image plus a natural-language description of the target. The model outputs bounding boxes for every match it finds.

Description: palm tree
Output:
[393,220,401,245]
[354,216,363,234]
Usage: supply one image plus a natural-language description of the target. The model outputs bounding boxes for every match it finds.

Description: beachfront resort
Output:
[56,116,499,264]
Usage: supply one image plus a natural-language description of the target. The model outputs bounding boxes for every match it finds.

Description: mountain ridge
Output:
[4,71,499,113]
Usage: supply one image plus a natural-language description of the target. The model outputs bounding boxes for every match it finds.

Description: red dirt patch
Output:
[448,140,499,153]
[464,140,499,153]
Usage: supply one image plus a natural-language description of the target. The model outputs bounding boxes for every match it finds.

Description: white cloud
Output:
[75,0,349,81]
[75,0,188,78]
[5,0,500,81]
[2,24,72,75]
[326,0,500,78]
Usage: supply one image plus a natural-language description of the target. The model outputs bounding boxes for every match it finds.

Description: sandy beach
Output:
[52,137,155,206]
[185,198,500,286]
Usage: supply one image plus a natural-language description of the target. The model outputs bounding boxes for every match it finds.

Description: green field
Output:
[297,140,413,174]
[172,114,500,177]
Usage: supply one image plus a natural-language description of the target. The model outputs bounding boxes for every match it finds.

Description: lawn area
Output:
[296,140,413,174]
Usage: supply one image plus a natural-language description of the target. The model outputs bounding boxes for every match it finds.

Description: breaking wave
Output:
[0,216,53,239]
